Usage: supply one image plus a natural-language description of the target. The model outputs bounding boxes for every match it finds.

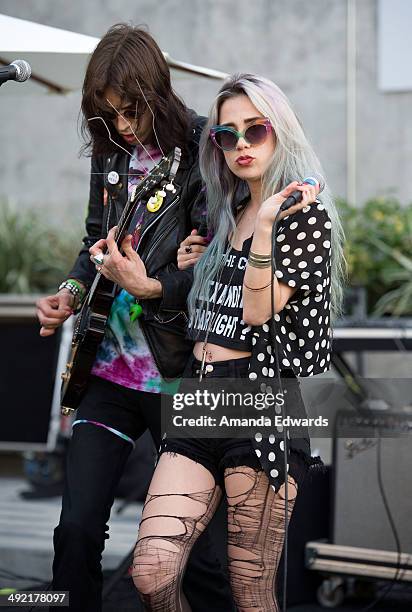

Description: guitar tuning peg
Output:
[165,180,176,193]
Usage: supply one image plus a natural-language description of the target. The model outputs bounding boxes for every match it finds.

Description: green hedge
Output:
[0,201,81,294]
[1,198,412,315]
[339,197,412,315]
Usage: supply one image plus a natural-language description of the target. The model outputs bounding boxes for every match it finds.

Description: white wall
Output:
[0,0,411,221]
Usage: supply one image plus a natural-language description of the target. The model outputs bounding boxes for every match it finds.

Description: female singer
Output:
[132,73,345,611]
[37,24,234,612]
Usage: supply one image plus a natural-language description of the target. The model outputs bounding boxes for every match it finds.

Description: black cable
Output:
[332,354,407,609]
[270,209,289,612]
[0,568,46,584]
[357,433,404,611]
[332,346,408,608]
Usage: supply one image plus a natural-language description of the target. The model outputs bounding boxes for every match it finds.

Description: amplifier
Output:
[0,296,72,450]
[332,409,412,554]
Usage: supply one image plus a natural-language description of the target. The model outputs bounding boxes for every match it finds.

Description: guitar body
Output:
[61,277,115,413]
[60,150,180,415]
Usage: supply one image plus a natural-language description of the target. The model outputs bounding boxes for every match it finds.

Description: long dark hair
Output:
[80,23,190,156]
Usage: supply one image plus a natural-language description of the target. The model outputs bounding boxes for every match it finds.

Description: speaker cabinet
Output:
[0,296,69,450]
[332,409,412,554]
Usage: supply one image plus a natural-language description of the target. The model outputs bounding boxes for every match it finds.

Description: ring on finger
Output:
[96,265,103,272]
[92,253,104,266]
[185,246,192,254]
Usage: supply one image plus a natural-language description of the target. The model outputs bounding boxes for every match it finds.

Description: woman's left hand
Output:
[256,181,318,229]
[89,226,162,299]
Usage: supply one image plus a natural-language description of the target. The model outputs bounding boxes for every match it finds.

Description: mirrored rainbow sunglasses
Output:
[210,118,272,151]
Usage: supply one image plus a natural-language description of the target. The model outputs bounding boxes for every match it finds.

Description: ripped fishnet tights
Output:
[132,458,297,612]
[132,479,222,611]
[226,466,297,612]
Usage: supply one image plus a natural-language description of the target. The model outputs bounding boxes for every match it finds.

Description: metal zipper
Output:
[144,211,189,321]
[144,217,178,264]
[137,195,180,254]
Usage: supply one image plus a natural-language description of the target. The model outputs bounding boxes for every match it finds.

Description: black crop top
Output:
[188,237,253,350]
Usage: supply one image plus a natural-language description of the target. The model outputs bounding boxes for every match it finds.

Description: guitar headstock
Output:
[114,147,181,244]
[130,148,179,202]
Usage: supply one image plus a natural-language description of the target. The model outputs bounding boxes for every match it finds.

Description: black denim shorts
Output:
[159,355,311,489]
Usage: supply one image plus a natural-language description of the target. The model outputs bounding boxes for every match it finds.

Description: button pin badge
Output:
[108,171,120,185]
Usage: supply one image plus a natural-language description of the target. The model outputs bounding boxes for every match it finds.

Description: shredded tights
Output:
[132,453,298,612]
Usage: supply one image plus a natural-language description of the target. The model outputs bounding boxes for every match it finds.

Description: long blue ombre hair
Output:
[188,73,345,323]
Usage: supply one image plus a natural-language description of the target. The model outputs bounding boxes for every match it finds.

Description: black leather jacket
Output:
[66,113,206,379]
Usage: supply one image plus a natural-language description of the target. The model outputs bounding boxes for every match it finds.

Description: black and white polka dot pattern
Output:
[247,200,332,492]
[273,200,331,377]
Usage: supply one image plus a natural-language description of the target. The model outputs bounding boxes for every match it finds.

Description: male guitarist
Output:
[36,24,234,612]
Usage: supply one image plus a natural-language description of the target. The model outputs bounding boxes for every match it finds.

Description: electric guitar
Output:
[60,148,181,414]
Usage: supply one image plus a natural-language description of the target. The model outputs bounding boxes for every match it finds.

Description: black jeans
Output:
[51,376,235,612]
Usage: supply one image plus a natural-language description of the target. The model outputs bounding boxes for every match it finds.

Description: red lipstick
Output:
[236,155,254,166]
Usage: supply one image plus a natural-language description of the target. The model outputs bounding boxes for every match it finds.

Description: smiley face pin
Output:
[147,189,166,213]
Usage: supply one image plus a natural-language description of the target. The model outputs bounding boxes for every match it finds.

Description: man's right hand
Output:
[36,290,74,337]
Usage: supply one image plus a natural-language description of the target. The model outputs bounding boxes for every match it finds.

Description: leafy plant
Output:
[2,196,412,315]
[338,197,412,315]
[366,236,412,316]
[0,200,81,294]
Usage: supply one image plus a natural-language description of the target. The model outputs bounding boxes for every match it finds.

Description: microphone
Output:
[0,60,32,85]
[279,173,325,211]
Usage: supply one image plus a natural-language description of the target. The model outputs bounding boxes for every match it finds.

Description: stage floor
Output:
[1,476,411,611]
[0,476,143,591]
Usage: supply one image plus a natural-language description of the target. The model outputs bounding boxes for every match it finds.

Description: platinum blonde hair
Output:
[188,73,346,322]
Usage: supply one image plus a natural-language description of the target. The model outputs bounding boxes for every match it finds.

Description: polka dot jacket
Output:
[247,200,332,492]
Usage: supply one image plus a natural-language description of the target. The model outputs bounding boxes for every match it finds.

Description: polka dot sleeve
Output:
[275,201,331,294]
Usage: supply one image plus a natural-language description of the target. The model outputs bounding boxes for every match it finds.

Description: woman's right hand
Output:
[177,229,207,270]
[36,291,74,337]
[257,181,318,230]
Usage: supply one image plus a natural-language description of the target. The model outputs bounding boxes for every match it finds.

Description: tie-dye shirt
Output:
[91,145,163,393]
